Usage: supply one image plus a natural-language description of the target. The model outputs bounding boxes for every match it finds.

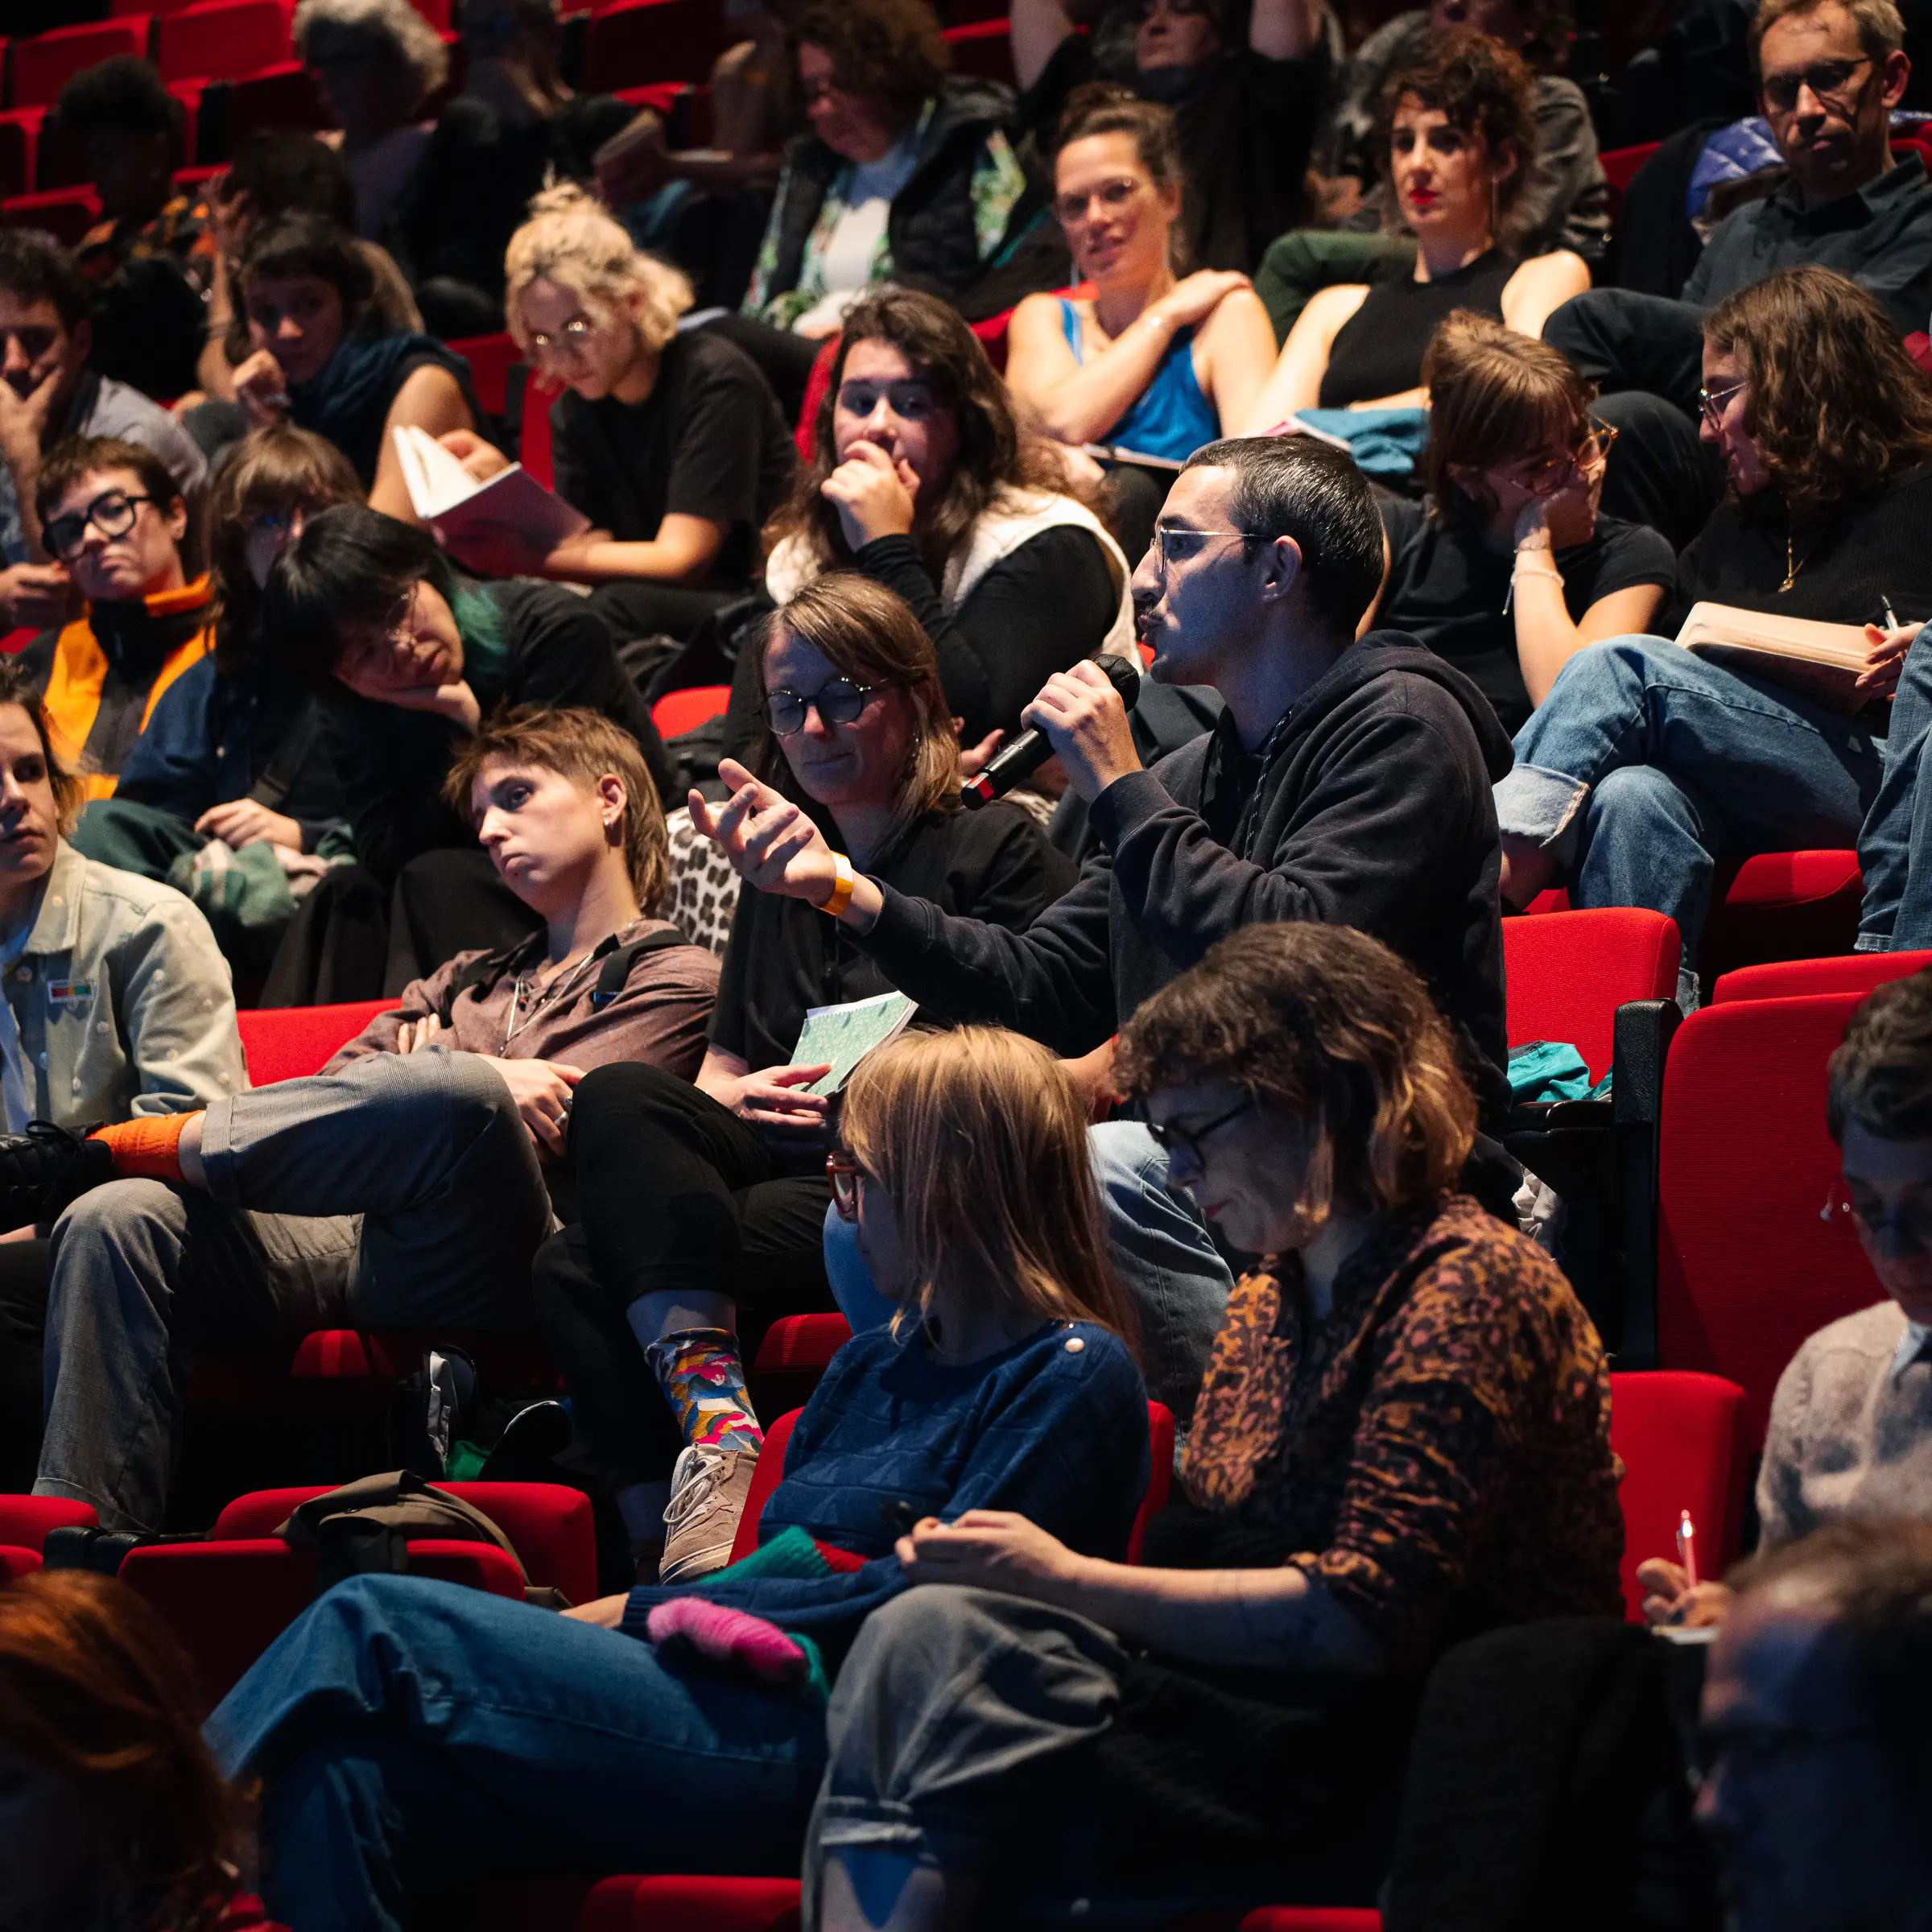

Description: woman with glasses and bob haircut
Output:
[1497,266,1932,1005]
[1371,312,1672,733]
[433,184,795,645]
[208,1026,1149,1932]
[534,573,1073,1587]
[805,922,1620,1923]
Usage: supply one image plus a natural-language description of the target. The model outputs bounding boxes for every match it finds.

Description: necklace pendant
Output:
[1778,572,1798,594]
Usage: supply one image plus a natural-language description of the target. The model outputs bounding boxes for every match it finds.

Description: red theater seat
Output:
[448,330,519,418]
[216,62,330,151]
[237,998,393,1083]
[519,367,556,487]
[1711,948,1932,1005]
[0,110,40,200]
[13,21,153,110]
[155,0,291,83]
[582,0,726,89]
[1699,850,1864,979]
[2,186,102,248]
[940,18,1015,83]
[574,1876,801,1931]
[287,1326,562,1395]
[0,1547,40,1582]
[748,1310,852,1416]
[1237,1915,1383,1932]
[650,683,729,739]
[0,1496,98,1548]
[1608,1370,1746,1621]
[1656,992,1884,1447]
[1503,906,1679,1083]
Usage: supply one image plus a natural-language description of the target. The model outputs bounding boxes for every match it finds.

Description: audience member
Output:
[0,1570,284,1932]
[72,428,363,982]
[438,184,795,645]
[258,506,673,996]
[0,233,206,634]
[229,213,479,521]
[733,0,1034,415]
[1003,85,1275,552]
[1311,0,1611,260]
[1375,313,1672,733]
[1012,0,1330,278]
[699,436,1513,1415]
[808,922,1622,1917]
[744,285,1135,759]
[23,436,215,803]
[15,701,716,1536]
[205,1026,1150,1927]
[1544,0,1930,543]
[1695,1519,1932,1932]
[53,56,216,404]
[539,574,1074,1581]
[1641,972,1932,1626]
[190,132,424,423]
[394,0,639,337]
[295,0,448,242]
[1498,268,1932,1003]
[1248,31,1589,422]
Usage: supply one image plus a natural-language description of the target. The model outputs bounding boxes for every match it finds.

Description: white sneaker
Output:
[658,1443,759,1584]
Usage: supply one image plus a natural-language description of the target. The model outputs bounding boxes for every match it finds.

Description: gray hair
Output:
[295,0,450,105]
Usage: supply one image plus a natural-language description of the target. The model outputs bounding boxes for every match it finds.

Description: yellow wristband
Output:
[820,850,856,919]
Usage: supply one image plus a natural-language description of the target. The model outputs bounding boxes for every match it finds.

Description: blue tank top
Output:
[1059,298,1220,464]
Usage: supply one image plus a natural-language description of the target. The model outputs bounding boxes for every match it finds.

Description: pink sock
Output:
[646,1596,807,1684]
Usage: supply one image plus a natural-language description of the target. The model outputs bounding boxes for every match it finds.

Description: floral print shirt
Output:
[1181,1192,1624,1672]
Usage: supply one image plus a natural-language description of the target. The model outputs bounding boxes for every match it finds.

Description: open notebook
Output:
[1672,601,1878,710]
[392,424,588,561]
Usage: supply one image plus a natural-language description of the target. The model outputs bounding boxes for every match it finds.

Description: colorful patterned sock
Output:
[89,1112,198,1183]
[645,1327,764,1452]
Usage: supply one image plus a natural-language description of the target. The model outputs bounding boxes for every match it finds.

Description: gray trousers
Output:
[805,1586,1129,1926]
[35,1050,555,1534]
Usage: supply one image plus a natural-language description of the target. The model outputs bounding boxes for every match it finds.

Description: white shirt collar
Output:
[1890,1316,1932,1381]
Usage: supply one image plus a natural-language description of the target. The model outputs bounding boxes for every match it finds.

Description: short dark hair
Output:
[790,0,948,118]
[237,212,375,324]
[1827,969,1932,1143]
[262,502,460,689]
[35,435,183,532]
[52,55,184,154]
[1182,436,1387,638]
[0,229,92,334]
[217,130,357,231]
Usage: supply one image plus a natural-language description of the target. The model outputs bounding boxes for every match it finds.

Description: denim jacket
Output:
[2,840,247,1128]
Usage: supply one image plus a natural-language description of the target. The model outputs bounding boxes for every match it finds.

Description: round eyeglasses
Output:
[762,679,881,736]
[43,489,155,562]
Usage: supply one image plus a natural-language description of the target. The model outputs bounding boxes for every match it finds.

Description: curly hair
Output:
[1703,265,1932,521]
[504,183,692,361]
[789,0,949,118]
[295,0,451,107]
[1375,28,1539,232]
[1827,967,1932,1144]
[766,283,1074,588]
[1116,922,1477,1227]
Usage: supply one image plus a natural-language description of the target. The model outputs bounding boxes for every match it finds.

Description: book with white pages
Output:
[1671,601,1878,712]
[391,423,588,564]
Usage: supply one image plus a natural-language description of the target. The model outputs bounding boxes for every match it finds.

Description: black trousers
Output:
[1543,287,1708,418]
[537,1062,832,1484]
[0,1239,51,1492]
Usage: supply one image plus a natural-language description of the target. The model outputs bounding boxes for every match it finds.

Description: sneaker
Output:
[658,1443,759,1585]
[0,1121,113,1233]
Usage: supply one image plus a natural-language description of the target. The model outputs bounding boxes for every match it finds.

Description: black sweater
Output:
[853,632,1515,1120]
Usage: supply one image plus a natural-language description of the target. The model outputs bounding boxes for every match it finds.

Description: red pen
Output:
[1676,1509,1699,1590]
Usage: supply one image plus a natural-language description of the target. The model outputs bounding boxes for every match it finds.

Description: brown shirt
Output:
[325,916,718,1079]
[1181,1192,1624,1673]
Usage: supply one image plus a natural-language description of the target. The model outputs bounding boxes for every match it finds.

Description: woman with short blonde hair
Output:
[433,182,796,643]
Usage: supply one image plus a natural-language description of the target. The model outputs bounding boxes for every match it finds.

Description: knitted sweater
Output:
[621,1317,1149,1662]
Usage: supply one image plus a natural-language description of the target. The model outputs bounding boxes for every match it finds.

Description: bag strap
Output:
[592,925,687,1008]
[246,700,326,812]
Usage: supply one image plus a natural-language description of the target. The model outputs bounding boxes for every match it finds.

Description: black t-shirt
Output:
[551,328,796,591]
[1378,497,1675,733]
[710,799,1075,1071]
[1665,459,1932,634]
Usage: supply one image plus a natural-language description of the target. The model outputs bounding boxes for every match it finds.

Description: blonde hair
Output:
[444,704,669,910]
[841,1027,1135,1344]
[503,184,692,361]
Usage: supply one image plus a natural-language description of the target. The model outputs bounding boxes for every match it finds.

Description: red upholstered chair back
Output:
[237,999,394,1084]
[576,1875,803,1931]
[519,368,556,489]
[1656,993,1885,1447]
[0,1496,97,1548]
[13,21,151,109]
[1503,906,1680,1083]
[1608,1370,1747,1621]
[795,336,839,459]
[1711,949,1932,1005]
[445,331,518,417]
[155,0,292,83]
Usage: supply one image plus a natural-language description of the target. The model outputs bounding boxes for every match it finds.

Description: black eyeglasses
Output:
[1761,55,1872,114]
[1146,1094,1255,1166]
[763,679,880,736]
[43,489,155,561]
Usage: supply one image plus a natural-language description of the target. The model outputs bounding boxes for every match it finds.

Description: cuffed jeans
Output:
[1857,621,1932,949]
[35,1049,555,1534]
[1496,638,1883,997]
[821,1121,1231,1424]
[207,1574,828,1932]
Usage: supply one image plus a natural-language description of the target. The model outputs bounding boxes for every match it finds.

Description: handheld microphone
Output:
[961,652,1142,810]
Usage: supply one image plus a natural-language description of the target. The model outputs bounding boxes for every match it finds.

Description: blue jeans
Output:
[1857,621,1932,949]
[206,1575,828,1932]
[821,1122,1229,1424]
[1495,637,1882,997]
